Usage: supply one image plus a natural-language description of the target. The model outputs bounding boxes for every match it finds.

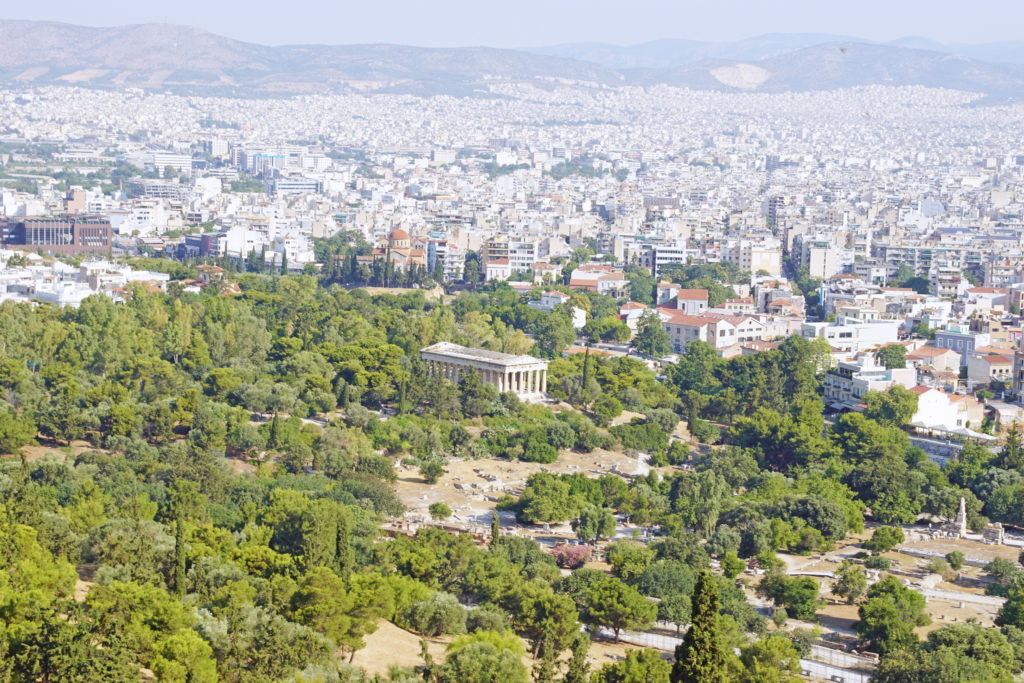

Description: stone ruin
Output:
[916,497,1008,546]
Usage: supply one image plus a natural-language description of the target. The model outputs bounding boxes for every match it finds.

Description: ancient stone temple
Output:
[420,342,549,402]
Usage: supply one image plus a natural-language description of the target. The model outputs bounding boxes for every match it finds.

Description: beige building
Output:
[420,342,548,402]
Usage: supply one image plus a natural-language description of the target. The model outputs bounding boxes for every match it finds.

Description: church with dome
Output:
[370,228,427,271]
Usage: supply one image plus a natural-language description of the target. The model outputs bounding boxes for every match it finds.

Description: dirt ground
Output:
[587,637,651,669]
[799,533,1014,637]
[15,439,98,462]
[354,619,654,677]
[352,620,452,676]
[394,447,644,522]
[900,535,1020,564]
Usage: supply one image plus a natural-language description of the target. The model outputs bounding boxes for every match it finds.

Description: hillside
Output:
[1,20,1023,99]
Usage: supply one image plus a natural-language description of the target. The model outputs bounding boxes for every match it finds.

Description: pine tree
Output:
[671,570,729,683]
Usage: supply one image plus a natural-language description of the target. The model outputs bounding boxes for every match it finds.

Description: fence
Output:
[593,625,876,682]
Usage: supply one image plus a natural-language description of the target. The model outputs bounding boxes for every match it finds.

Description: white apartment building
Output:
[800,316,901,354]
[823,355,916,406]
[793,234,841,279]
[723,238,782,276]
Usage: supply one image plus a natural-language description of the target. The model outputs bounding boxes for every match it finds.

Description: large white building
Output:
[420,342,549,402]
[800,317,901,354]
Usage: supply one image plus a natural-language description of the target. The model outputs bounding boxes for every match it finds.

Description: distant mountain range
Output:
[527,34,1024,69]
[2,20,1024,101]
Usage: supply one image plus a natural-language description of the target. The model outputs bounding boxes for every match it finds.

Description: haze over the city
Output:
[3,0,1024,47]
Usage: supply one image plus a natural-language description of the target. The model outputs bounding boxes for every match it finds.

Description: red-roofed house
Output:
[619,301,649,333]
[675,289,710,315]
[967,348,1014,387]
[568,265,627,296]
[906,345,961,373]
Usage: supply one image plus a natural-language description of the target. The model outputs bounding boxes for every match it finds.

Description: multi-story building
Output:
[723,238,782,276]
[800,317,901,354]
[268,177,324,195]
[427,239,465,282]
[793,234,841,279]
[934,323,990,366]
[823,355,916,406]
[0,217,113,256]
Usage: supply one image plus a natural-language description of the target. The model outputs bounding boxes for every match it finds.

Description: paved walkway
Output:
[590,626,875,682]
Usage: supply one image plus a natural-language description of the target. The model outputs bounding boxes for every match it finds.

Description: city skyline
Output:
[3,0,1024,49]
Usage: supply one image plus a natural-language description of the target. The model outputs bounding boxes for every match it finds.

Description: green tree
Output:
[583,577,657,640]
[0,408,36,454]
[739,634,802,683]
[429,502,453,520]
[632,310,671,357]
[606,541,656,581]
[876,345,907,370]
[672,570,731,683]
[421,461,444,484]
[573,505,617,543]
[864,386,919,427]
[517,473,580,524]
[437,640,529,683]
[403,592,467,637]
[831,561,868,604]
[564,632,591,683]
[945,551,965,571]
[856,575,929,654]
[757,573,821,620]
[864,526,904,553]
[289,566,381,659]
[594,648,671,683]
[721,552,746,580]
[996,590,1024,629]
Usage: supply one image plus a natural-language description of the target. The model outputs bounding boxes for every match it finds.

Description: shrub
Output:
[864,526,904,553]
[924,558,954,580]
[466,607,509,633]
[688,418,719,444]
[429,502,452,520]
[420,461,444,484]
[945,551,965,571]
[402,592,467,636]
[549,543,592,569]
[864,555,892,570]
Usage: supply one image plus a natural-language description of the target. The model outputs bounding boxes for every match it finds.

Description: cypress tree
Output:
[564,632,590,683]
[335,508,353,578]
[671,569,729,683]
[491,510,500,541]
[174,516,186,597]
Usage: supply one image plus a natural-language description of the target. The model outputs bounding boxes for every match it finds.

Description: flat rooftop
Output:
[421,342,547,367]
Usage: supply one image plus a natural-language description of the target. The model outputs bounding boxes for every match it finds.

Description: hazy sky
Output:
[5,0,1024,47]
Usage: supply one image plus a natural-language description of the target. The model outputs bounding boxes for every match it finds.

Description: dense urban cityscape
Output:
[5,9,1024,683]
